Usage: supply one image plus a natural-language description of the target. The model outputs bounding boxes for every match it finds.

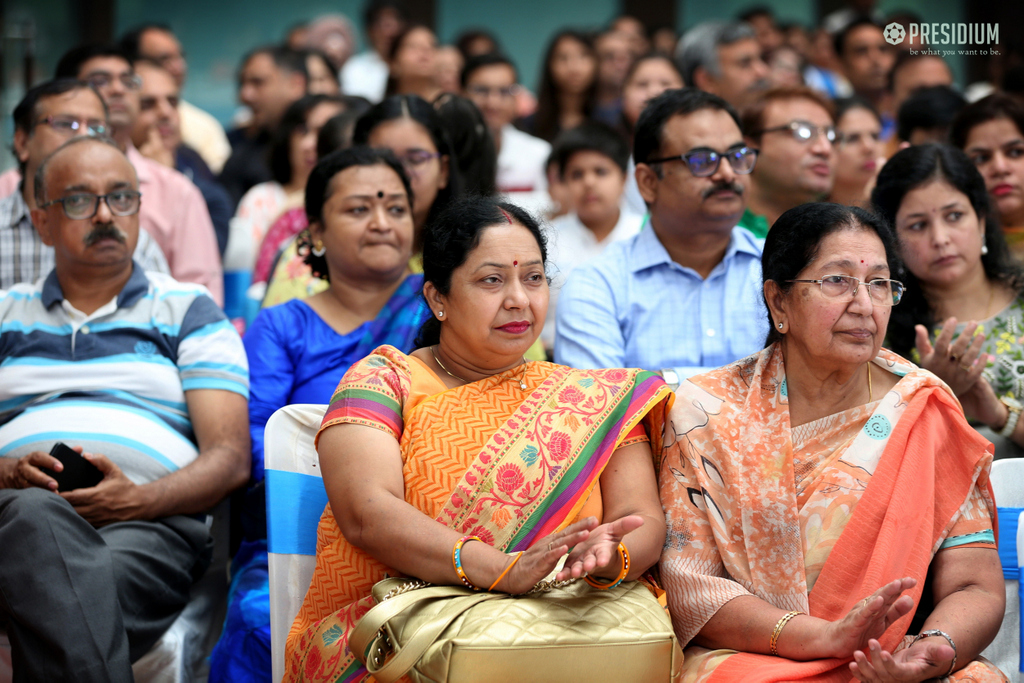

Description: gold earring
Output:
[312,240,326,257]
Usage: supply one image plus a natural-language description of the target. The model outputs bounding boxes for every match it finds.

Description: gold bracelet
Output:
[769,611,804,656]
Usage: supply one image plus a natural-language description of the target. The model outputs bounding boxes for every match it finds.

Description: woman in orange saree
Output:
[659,203,1008,682]
[284,197,673,683]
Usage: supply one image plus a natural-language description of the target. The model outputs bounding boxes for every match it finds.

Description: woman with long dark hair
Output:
[526,30,598,142]
[874,143,1024,457]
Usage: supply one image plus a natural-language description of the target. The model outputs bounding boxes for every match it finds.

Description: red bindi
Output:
[860,260,864,263]
[513,260,518,267]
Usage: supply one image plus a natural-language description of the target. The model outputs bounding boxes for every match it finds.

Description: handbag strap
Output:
[351,585,503,683]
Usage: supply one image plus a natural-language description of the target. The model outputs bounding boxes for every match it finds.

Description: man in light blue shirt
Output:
[555,88,768,383]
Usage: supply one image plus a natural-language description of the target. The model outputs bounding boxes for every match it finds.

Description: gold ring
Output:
[548,542,553,551]
[960,363,972,372]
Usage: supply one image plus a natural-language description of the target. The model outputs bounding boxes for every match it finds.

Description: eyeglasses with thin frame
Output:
[646,145,759,177]
[755,120,836,144]
[83,71,143,91]
[786,274,904,306]
[39,191,142,220]
[37,115,108,138]
[396,150,441,174]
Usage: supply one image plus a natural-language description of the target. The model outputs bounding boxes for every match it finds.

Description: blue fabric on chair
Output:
[266,470,330,556]
[998,506,1024,580]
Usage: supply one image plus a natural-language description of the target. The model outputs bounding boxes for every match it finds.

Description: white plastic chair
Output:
[0,501,229,683]
[981,457,1024,680]
[265,404,329,683]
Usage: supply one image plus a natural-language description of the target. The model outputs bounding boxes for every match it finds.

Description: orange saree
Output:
[284,345,673,683]
[659,344,1006,682]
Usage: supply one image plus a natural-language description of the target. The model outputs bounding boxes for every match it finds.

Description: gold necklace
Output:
[867,362,873,402]
[431,345,528,391]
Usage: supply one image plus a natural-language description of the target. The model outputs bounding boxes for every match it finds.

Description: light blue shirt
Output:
[554,222,768,378]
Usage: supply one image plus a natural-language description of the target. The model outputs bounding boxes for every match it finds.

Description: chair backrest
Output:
[265,404,329,683]
[993,459,1024,508]
[983,459,1024,678]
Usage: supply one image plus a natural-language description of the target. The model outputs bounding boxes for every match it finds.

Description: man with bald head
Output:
[2,78,168,289]
[0,137,249,681]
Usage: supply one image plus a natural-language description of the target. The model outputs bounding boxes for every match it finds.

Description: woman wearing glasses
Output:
[660,201,1007,682]
[829,97,885,209]
[876,144,1024,460]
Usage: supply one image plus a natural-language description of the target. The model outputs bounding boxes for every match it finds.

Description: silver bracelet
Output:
[910,629,956,676]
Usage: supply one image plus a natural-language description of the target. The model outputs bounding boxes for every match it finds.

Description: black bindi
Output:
[377,190,384,198]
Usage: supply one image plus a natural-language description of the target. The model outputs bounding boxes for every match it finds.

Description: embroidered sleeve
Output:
[315,346,412,447]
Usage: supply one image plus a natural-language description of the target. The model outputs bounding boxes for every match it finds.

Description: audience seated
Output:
[739,86,836,236]
[234,94,345,269]
[435,45,464,94]
[55,44,224,304]
[522,30,598,142]
[304,50,341,96]
[675,21,769,111]
[660,201,1005,681]
[262,94,459,307]
[875,143,1024,460]
[740,6,785,54]
[131,59,233,255]
[220,46,308,205]
[341,0,406,103]
[119,23,232,174]
[432,92,497,195]
[556,88,767,382]
[619,54,685,215]
[544,122,642,351]
[895,85,966,148]
[952,94,1024,262]
[3,79,168,289]
[208,147,431,683]
[0,136,249,681]
[884,51,954,154]
[832,17,895,138]
[829,96,883,208]
[463,52,551,213]
[384,25,441,102]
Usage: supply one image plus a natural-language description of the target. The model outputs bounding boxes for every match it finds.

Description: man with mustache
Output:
[556,88,767,385]
[739,86,836,237]
[2,78,168,289]
[0,136,249,681]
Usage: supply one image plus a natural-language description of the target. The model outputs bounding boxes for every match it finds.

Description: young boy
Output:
[543,122,643,351]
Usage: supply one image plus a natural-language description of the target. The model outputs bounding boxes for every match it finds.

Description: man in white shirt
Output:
[544,122,642,350]
[341,0,406,103]
[463,53,551,214]
[120,23,231,174]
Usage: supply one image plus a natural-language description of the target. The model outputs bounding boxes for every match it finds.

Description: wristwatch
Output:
[999,396,1022,438]
[660,369,680,390]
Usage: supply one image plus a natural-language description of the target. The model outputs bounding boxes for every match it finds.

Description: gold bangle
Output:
[769,611,804,656]
[488,551,523,591]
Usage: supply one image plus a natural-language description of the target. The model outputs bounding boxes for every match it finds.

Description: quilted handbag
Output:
[349,575,683,683]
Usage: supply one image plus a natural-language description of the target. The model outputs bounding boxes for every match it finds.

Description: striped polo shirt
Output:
[0,263,249,484]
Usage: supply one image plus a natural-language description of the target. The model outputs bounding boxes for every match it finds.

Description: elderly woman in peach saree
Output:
[659,203,1008,683]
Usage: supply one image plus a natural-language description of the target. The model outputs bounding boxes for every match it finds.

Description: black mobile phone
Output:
[40,442,104,491]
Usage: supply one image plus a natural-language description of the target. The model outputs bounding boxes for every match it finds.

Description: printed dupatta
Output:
[660,344,996,682]
[285,346,673,683]
[349,274,428,359]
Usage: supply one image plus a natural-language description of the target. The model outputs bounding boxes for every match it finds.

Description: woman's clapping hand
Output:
[496,517,598,594]
[817,578,917,660]
[914,319,990,396]
[555,515,643,581]
[849,637,955,682]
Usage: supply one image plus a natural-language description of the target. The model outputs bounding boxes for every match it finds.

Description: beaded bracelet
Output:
[584,542,630,590]
[452,535,484,590]
[769,611,805,656]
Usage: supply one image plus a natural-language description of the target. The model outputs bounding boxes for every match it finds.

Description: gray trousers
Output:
[0,488,212,683]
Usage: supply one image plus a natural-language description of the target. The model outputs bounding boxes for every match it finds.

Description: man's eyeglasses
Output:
[37,116,107,138]
[646,145,758,177]
[39,191,142,220]
[396,150,441,174]
[755,121,836,144]
[84,72,143,91]
[466,85,521,100]
[787,275,904,306]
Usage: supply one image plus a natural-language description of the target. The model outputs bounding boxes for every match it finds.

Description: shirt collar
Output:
[630,217,763,274]
[5,191,32,228]
[42,261,150,309]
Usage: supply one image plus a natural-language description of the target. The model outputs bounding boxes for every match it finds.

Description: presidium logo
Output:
[884,21,1001,56]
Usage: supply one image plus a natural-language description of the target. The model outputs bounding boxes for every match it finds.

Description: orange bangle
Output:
[488,551,523,591]
[584,542,630,589]
[452,535,483,590]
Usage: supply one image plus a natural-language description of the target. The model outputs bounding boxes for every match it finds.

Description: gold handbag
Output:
[350,576,684,683]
